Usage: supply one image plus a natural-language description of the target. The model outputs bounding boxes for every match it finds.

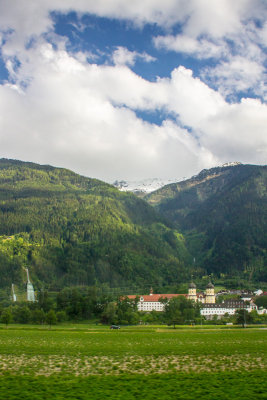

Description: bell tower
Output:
[205,282,215,303]
[188,282,197,302]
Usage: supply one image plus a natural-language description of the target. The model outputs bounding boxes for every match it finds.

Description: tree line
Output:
[0,287,201,327]
[2,287,266,327]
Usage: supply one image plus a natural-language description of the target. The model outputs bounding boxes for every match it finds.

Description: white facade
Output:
[127,293,186,312]
[201,301,257,319]
[254,290,263,296]
[127,283,216,312]
[138,296,165,312]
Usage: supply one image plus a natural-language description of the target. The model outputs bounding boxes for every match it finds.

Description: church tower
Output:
[188,282,197,302]
[205,282,215,303]
[11,284,17,302]
[26,268,35,302]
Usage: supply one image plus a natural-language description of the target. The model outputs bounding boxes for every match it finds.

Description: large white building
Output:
[127,284,259,319]
[200,300,257,319]
[127,282,216,312]
[127,289,186,312]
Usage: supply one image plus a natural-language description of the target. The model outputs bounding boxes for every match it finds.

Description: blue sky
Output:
[0,1,266,181]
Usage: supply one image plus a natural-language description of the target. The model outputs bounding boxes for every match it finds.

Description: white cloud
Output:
[157,67,225,126]
[182,0,248,38]
[0,1,266,181]
[0,40,265,181]
[202,56,266,99]
[1,0,265,45]
[199,98,267,164]
[0,44,214,180]
[152,1,267,99]
[259,21,267,46]
[1,1,266,99]
[154,34,227,59]
[112,46,156,66]
[0,0,182,45]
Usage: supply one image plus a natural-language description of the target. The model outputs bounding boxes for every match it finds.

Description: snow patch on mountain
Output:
[113,177,186,194]
[222,162,242,167]
[113,163,242,194]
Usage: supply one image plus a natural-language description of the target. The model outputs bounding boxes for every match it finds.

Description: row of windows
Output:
[201,310,235,314]
[139,303,164,311]
[139,305,163,309]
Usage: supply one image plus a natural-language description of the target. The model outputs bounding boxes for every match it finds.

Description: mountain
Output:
[113,177,186,196]
[112,164,241,195]
[145,163,267,282]
[0,159,190,291]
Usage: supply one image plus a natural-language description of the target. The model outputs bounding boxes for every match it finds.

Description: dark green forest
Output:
[0,159,190,293]
[0,159,266,298]
[146,164,267,282]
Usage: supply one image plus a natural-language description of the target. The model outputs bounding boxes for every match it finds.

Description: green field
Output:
[0,325,266,399]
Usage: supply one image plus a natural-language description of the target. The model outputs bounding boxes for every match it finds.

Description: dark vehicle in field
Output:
[110,325,120,329]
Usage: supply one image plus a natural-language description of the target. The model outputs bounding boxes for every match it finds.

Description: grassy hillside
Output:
[0,159,190,291]
[146,164,267,282]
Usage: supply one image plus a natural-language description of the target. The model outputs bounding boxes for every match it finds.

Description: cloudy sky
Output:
[0,0,266,182]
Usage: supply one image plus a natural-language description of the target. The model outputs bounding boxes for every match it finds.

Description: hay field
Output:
[0,325,266,399]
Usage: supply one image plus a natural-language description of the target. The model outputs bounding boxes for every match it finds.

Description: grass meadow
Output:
[0,324,266,399]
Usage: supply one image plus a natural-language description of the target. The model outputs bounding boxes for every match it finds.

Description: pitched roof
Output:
[189,282,196,288]
[206,282,214,289]
[127,294,186,302]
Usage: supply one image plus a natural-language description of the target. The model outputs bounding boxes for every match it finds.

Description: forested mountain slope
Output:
[146,164,267,281]
[0,159,190,290]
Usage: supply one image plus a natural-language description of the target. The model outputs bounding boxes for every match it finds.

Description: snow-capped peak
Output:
[222,162,242,167]
[113,177,186,194]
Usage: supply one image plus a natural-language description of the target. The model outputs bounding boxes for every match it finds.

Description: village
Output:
[126,282,267,320]
[12,270,267,323]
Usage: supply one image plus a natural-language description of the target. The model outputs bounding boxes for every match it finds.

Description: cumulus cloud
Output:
[152,0,267,99]
[199,99,267,163]
[202,56,266,99]
[154,34,227,59]
[1,1,265,44]
[0,39,265,181]
[0,1,266,181]
[112,47,156,67]
[259,21,267,46]
[0,43,214,180]
[1,1,266,99]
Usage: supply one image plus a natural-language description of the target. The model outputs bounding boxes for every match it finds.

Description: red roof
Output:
[127,294,186,302]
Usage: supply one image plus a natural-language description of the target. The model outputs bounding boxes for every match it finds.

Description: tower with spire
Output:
[11,284,17,302]
[188,281,197,302]
[187,280,216,304]
[205,281,215,303]
[26,268,35,302]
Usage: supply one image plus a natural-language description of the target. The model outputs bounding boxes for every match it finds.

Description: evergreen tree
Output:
[46,309,57,328]
[0,309,12,326]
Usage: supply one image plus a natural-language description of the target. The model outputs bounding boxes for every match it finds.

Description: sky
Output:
[0,0,266,182]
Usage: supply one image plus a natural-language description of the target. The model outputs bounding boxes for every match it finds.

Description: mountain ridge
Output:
[0,158,190,291]
[112,163,242,196]
[145,163,267,282]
